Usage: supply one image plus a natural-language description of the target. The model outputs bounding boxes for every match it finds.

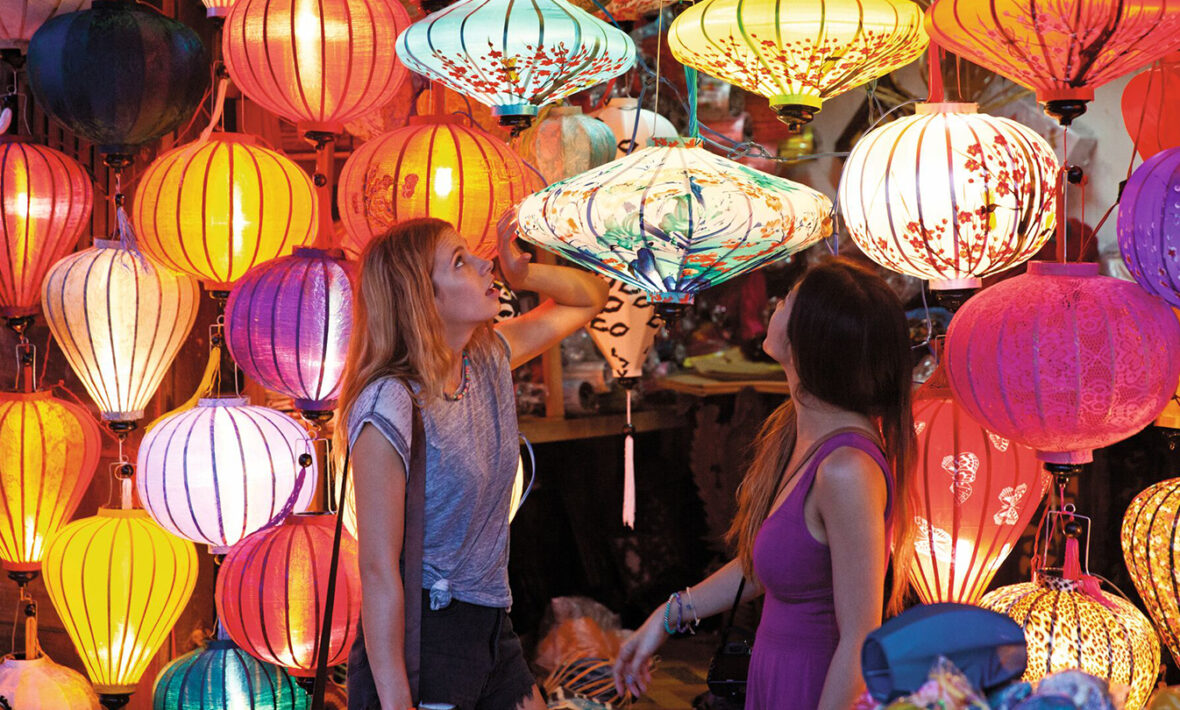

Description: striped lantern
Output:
[0,655,98,709]
[0,0,89,49]
[137,398,317,554]
[517,106,615,183]
[152,638,308,710]
[1123,477,1180,668]
[41,240,200,422]
[225,248,355,415]
[589,97,677,159]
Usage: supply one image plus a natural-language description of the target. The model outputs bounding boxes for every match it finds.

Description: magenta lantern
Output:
[1118,147,1180,307]
[944,261,1180,466]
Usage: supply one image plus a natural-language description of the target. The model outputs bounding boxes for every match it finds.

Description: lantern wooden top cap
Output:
[0,390,53,402]
[0,136,33,145]
[197,396,249,408]
[916,102,978,115]
[1027,261,1099,277]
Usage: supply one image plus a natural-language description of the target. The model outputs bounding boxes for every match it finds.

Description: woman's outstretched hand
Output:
[497,208,532,288]
[613,610,667,698]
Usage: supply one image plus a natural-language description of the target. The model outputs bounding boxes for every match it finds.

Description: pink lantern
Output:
[944,261,1180,466]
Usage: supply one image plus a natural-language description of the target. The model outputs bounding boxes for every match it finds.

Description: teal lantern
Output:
[152,638,308,710]
[395,0,635,130]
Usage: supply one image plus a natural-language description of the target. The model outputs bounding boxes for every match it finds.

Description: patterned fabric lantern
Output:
[395,0,636,129]
[26,0,208,163]
[226,248,354,414]
[839,103,1058,291]
[216,513,361,676]
[1122,54,1180,160]
[516,137,832,315]
[0,0,89,49]
[152,638,308,710]
[1118,147,1180,308]
[42,508,198,700]
[909,367,1046,605]
[0,136,93,321]
[0,391,100,573]
[337,116,539,258]
[517,106,616,183]
[41,240,200,422]
[132,133,317,291]
[589,97,677,158]
[667,0,927,128]
[944,261,1180,466]
[0,655,98,709]
[926,0,1180,125]
[1123,477,1180,668]
[223,0,411,134]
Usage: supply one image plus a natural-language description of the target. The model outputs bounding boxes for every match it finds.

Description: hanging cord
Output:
[685,66,699,140]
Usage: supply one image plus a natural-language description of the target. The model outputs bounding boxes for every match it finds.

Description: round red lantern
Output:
[1122,53,1180,160]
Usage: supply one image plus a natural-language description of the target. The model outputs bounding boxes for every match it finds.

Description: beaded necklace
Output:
[444,350,472,402]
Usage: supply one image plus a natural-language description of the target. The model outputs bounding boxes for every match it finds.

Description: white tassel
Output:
[622,389,635,528]
[121,476,133,511]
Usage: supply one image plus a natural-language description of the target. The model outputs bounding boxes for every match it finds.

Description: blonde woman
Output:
[336,216,608,710]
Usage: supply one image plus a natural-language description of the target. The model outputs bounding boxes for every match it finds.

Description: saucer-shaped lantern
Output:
[1123,477,1180,669]
[517,106,616,183]
[840,103,1058,292]
[1119,147,1180,308]
[1122,54,1180,159]
[589,97,678,159]
[0,0,89,49]
[152,638,308,710]
[0,655,98,709]
[668,0,928,128]
[396,0,636,130]
[926,0,1180,125]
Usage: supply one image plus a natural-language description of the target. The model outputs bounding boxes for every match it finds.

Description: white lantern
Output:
[589,97,677,158]
[0,655,99,709]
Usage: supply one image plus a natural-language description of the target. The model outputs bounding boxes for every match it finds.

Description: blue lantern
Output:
[152,638,308,710]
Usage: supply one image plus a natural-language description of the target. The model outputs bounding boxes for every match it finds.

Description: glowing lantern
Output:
[589,97,677,158]
[201,0,233,18]
[944,261,1180,466]
[0,137,92,322]
[667,0,927,128]
[131,133,317,291]
[587,278,660,384]
[41,240,199,422]
[152,638,308,710]
[517,106,616,183]
[0,0,89,49]
[839,102,1058,291]
[42,508,198,704]
[337,116,538,258]
[926,0,1180,125]
[0,391,100,574]
[395,0,636,129]
[1118,147,1180,308]
[516,137,832,316]
[223,0,411,134]
[0,655,98,709]
[216,513,361,676]
[1122,477,1180,669]
[1123,54,1180,159]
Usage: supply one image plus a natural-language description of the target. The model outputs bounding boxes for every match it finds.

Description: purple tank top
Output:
[747,431,894,710]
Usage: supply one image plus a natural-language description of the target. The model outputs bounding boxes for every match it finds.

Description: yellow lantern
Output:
[1123,478,1180,670]
[42,508,197,706]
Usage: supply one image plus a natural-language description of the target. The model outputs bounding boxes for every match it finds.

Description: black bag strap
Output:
[719,576,747,647]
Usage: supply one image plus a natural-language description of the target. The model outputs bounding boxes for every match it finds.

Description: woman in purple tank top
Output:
[615,257,917,710]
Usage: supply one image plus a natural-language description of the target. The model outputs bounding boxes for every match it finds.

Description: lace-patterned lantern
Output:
[0,0,88,49]
[1118,147,1180,309]
[152,638,307,710]
[517,106,616,183]
[1123,477,1180,669]
[589,97,678,159]
[1122,54,1180,159]
[0,655,98,709]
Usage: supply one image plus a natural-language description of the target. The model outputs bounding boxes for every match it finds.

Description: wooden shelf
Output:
[518,407,684,444]
[656,373,792,396]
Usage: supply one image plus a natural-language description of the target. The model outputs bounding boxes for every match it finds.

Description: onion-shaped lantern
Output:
[839,103,1058,293]
[41,240,200,423]
[1123,54,1180,159]
[132,133,317,291]
[396,0,636,130]
[1123,478,1180,669]
[517,106,616,183]
[590,97,677,158]
[668,0,927,128]
[1118,147,1180,308]
[216,513,361,677]
[152,637,308,710]
[0,136,92,323]
[516,137,832,318]
[137,398,316,554]
[26,0,209,164]
[0,0,89,49]
[926,0,1180,125]
[0,655,98,709]
[944,261,1180,468]
[0,391,100,576]
[43,508,198,706]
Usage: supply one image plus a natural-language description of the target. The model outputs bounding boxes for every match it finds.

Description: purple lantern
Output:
[1119,146,1180,307]
[226,248,355,417]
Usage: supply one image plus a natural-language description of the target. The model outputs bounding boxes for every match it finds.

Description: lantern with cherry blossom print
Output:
[1122,53,1180,159]
[1118,147,1180,308]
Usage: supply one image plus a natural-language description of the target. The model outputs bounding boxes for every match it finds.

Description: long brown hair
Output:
[726,256,916,615]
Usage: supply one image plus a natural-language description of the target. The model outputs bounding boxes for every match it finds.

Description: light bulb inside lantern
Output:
[433,167,454,199]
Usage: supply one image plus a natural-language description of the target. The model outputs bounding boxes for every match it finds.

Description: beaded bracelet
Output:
[662,594,678,634]
[684,586,701,627]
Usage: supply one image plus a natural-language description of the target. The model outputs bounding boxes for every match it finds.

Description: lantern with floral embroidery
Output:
[0,655,98,709]
[0,0,88,49]
[1122,477,1180,668]
[152,637,308,710]
[517,106,616,183]
[589,97,678,159]
[1118,147,1180,309]
[1122,54,1180,159]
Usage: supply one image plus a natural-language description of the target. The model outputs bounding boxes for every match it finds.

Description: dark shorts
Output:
[348,591,537,710]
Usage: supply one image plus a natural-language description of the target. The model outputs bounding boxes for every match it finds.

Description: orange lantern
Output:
[1123,53,1180,160]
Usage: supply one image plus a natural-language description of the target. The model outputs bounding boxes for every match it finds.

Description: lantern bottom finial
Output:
[1043,99,1088,126]
[5,570,37,587]
[932,287,978,313]
[98,693,131,710]
[295,676,316,695]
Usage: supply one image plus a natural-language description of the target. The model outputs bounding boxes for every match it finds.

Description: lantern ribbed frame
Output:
[223,0,410,134]
[337,116,539,259]
[200,0,233,17]
[137,397,316,554]
[667,0,927,122]
[395,0,635,124]
[132,133,317,290]
[1122,477,1180,668]
[1118,147,1180,308]
[216,513,361,676]
[980,573,1161,710]
[0,390,100,572]
[1123,55,1180,160]
[516,137,832,305]
[586,278,661,381]
[589,97,678,159]
[152,638,308,710]
[517,106,616,184]
[839,102,1059,290]
[0,137,93,319]
[944,261,1180,464]
[0,655,99,708]
[0,0,89,48]
[41,240,199,421]
[43,508,198,695]
[225,248,354,412]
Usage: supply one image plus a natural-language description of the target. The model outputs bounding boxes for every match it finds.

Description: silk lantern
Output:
[0,391,100,575]
[132,133,317,291]
[152,638,308,710]
[201,0,233,17]
[926,0,1180,125]
[1123,54,1180,159]
[0,136,93,322]
[1118,147,1180,308]
[42,508,198,705]
[41,240,199,423]
[0,655,98,709]
[395,0,636,129]
[667,0,927,128]
[839,103,1058,292]
[216,513,361,676]
[223,0,411,134]
[26,0,208,164]
[517,106,616,183]
[589,97,677,158]
[1122,477,1180,668]
[0,0,89,49]
[944,261,1180,467]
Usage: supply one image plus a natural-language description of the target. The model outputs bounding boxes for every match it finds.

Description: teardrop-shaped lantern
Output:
[0,655,99,709]
[586,278,661,383]
[1124,477,1180,670]
[517,106,616,183]
[589,97,677,158]
[41,240,200,422]
[152,638,308,710]
[1123,54,1180,160]
[668,0,928,128]
[395,0,636,129]
[1119,147,1180,308]
[0,0,89,49]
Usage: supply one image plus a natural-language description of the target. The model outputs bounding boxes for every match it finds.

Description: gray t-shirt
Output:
[347,333,519,608]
